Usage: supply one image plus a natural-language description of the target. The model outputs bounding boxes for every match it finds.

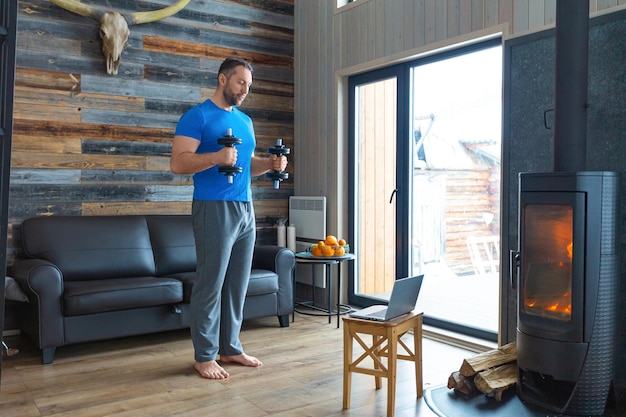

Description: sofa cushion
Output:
[165,268,279,302]
[146,216,197,276]
[247,269,279,296]
[63,277,183,316]
[21,216,156,281]
[166,271,195,302]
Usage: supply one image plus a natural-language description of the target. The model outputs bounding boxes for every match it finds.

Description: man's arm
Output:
[170,135,237,175]
[250,154,288,177]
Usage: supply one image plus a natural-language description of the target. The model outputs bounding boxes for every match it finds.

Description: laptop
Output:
[350,275,424,321]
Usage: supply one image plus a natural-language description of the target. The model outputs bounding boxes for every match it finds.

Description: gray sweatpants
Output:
[190,200,256,362]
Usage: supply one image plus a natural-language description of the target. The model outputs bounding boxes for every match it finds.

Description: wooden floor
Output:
[0,313,482,417]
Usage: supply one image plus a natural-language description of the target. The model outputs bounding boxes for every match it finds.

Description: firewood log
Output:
[447,370,476,394]
[459,342,517,377]
[474,362,518,401]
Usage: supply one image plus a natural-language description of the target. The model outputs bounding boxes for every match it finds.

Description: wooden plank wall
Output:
[7,0,294,265]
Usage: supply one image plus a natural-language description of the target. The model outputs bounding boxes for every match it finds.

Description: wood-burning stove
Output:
[511,2,621,413]
[513,171,618,415]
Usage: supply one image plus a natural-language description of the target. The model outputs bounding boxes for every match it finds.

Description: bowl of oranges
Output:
[309,235,349,257]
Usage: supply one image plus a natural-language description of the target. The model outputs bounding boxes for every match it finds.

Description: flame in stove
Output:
[524,290,572,317]
[558,243,573,267]
[525,299,572,315]
[547,299,572,314]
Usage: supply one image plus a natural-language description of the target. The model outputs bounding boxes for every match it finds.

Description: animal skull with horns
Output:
[50,0,191,75]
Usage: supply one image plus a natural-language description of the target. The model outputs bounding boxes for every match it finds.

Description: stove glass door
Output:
[522,204,573,321]
[519,191,585,342]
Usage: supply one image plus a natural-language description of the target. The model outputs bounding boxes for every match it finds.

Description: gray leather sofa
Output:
[10,215,295,364]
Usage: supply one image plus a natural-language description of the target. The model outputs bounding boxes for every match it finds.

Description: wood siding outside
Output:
[8,0,294,265]
[443,169,500,275]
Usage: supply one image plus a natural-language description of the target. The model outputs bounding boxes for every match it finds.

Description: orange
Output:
[325,235,338,246]
[318,240,326,248]
[338,238,347,246]
[334,246,345,256]
[311,245,322,257]
[321,245,334,257]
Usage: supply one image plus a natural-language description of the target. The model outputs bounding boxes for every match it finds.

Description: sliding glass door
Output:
[348,39,502,340]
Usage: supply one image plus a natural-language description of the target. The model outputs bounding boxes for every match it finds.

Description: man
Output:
[170,57,287,380]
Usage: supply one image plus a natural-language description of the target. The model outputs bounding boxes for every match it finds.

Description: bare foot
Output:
[194,360,229,379]
[220,353,263,367]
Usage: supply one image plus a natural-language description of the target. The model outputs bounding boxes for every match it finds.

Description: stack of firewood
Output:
[447,342,517,401]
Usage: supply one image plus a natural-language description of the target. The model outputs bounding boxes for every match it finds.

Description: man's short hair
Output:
[218,57,253,80]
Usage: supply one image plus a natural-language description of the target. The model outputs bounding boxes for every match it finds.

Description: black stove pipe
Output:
[553,0,589,172]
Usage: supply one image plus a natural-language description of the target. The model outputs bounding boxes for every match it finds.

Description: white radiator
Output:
[289,196,326,288]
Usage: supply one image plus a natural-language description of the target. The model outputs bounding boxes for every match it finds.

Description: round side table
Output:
[294,252,355,328]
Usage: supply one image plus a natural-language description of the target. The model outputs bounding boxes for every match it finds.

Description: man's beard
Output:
[224,89,243,107]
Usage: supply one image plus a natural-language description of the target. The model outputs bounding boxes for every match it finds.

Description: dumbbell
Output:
[217,128,243,184]
[266,138,290,189]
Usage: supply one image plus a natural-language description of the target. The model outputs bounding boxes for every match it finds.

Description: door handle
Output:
[509,250,520,290]
[389,188,398,204]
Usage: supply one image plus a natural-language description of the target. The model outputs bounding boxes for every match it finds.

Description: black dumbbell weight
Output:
[217,128,243,184]
[266,138,290,189]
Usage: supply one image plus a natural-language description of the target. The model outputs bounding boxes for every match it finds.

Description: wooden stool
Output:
[342,311,423,417]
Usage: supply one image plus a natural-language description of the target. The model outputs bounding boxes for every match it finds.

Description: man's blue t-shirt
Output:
[175,100,255,202]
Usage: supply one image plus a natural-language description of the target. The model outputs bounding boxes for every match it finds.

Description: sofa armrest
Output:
[253,246,295,316]
[10,259,65,349]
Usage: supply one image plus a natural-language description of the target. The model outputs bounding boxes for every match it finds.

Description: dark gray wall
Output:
[502,9,626,404]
